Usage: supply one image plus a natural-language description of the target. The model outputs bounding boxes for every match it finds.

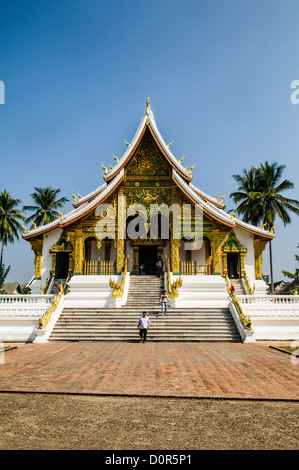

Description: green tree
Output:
[0,264,11,294]
[23,187,69,227]
[0,190,26,268]
[230,162,299,293]
[230,167,263,226]
[282,244,299,290]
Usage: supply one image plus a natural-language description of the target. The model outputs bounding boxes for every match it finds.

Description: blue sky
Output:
[1,0,299,284]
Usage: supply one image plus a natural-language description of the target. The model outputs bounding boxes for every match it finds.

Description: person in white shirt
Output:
[137,311,150,343]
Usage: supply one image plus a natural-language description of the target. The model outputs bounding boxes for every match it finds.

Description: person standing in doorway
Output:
[138,311,150,342]
[160,290,170,315]
[156,258,163,277]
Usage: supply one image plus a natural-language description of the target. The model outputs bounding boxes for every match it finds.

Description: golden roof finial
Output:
[78,193,82,199]
[21,225,28,234]
[167,141,173,148]
[57,210,64,221]
[219,194,226,203]
[146,95,150,115]
[113,154,119,164]
[178,156,185,164]
[261,222,267,230]
[101,163,108,175]
[230,209,237,221]
[188,163,195,175]
[31,220,37,229]
[125,140,130,147]
[72,192,77,202]
[270,225,275,234]
[214,193,218,199]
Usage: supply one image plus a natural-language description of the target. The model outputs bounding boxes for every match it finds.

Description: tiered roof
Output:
[23,99,275,241]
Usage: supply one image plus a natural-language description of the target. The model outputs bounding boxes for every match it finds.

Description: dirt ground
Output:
[0,392,298,450]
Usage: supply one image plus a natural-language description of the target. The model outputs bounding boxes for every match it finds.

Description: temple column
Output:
[211,229,228,275]
[254,239,268,280]
[30,238,43,280]
[116,186,126,274]
[73,229,84,275]
[171,238,181,274]
[240,251,246,278]
[132,246,139,274]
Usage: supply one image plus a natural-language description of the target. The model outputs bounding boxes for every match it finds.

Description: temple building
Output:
[23,97,274,298]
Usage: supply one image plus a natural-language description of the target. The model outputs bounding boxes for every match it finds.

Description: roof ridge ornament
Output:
[146,95,150,115]
[101,163,108,175]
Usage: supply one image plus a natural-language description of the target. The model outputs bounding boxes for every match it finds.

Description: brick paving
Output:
[0,341,298,400]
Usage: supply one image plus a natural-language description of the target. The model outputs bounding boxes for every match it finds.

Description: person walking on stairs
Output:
[138,311,150,343]
[160,290,170,315]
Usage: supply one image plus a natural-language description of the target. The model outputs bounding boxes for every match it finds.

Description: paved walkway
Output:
[0,342,298,400]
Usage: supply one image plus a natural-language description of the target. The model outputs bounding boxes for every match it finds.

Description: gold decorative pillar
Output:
[240,252,246,278]
[51,252,57,277]
[30,238,43,280]
[171,238,180,274]
[211,229,227,275]
[74,229,84,275]
[222,252,228,277]
[132,246,139,274]
[254,239,268,280]
[116,186,126,274]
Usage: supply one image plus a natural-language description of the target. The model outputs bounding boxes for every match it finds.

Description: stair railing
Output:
[224,274,252,331]
[166,261,183,298]
[243,274,255,295]
[109,256,129,299]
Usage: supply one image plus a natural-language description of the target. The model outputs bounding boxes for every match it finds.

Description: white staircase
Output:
[49,275,241,342]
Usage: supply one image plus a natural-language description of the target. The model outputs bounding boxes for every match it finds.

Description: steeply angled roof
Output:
[102,98,194,183]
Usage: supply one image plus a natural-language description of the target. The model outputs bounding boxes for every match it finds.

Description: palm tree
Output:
[0,191,26,268]
[0,264,11,294]
[230,162,299,294]
[230,167,263,226]
[23,187,69,227]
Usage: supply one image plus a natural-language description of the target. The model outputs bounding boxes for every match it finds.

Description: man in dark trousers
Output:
[137,311,150,343]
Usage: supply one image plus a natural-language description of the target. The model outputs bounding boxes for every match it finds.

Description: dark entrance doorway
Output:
[55,252,69,279]
[139,246,158,274]
[227,253,240,279]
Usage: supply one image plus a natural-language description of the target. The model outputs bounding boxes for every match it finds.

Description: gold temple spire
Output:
[146,95,150,115]
[113,154,119,163]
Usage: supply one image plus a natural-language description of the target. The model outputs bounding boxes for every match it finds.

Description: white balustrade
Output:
[0,295,55,317]
[238,295,299,317]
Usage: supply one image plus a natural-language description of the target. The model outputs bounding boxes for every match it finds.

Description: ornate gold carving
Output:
[30,238,43,280]
[254,239,268,280]
[171,238,181,274]
[109,256,128,298]
[38,291,63,329]
[224,275,252,330]
[126,129,170,178]
[166,261,183,298]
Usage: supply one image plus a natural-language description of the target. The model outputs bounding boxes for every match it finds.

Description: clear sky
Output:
[1,0,299,284]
